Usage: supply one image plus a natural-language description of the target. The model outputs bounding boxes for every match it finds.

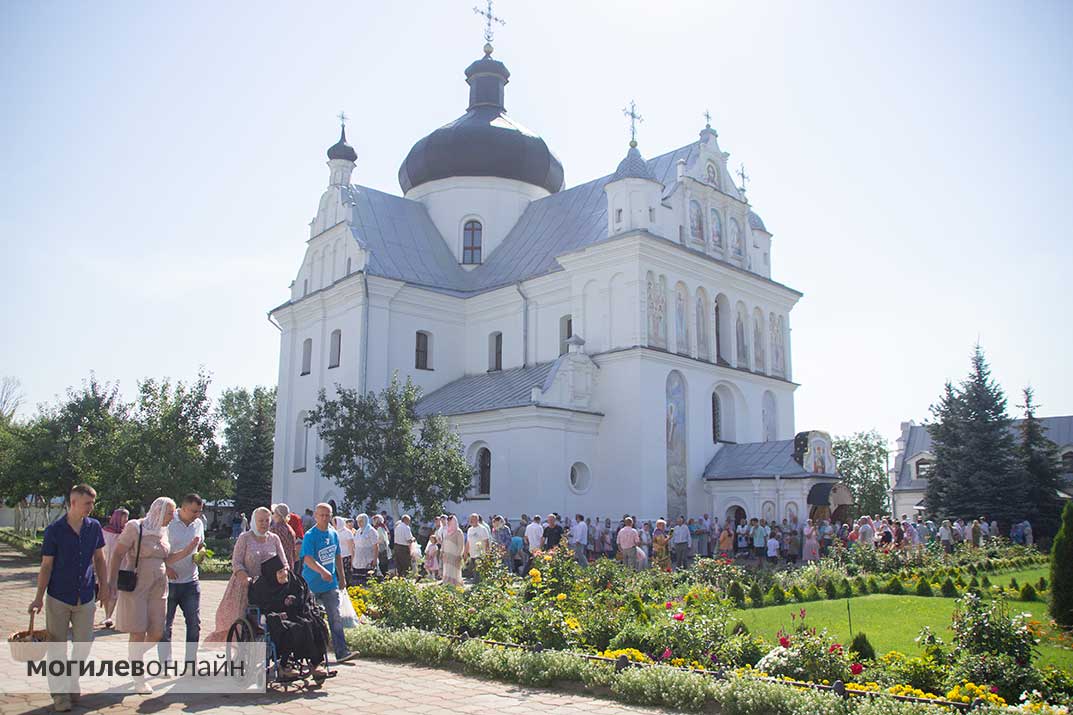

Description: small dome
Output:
[398,54,564,195]
[748,210,768,232]
[610,143,657,182]
[327,126,357,162]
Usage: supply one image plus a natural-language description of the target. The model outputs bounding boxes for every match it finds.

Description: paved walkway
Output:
[0,542,668,714]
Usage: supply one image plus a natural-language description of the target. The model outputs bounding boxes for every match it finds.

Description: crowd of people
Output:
[28,483,1039,712]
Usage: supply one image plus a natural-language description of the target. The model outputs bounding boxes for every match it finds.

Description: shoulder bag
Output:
[116,523,143,592]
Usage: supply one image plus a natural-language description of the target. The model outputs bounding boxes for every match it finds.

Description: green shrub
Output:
[854,576,869,595]
[941,577,959,597]
[968,575,980,590]
[866,576,880,594]
[790,585,805,603]
[749,581,765,608]
[1020,582,1038,601]
[883,576,905,595]
[839,578,853,599]
[727,580,747,609]
[850,631,876,661]
[1010,577,1019,590]
[768,583,787,605]
[611,664,715,711]
[1037,576,1048,591]
[980,574,991,588]
[729,620,749,635]
[803,584,821,602]
[713,632,767,668]
[915,579,934,597]
[824,580,839,600]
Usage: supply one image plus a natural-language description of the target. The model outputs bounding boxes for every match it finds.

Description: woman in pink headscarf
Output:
[100,508,128,628]
[440,516,464,586]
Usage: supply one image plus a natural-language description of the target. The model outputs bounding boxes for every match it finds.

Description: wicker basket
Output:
[8,612,49,662]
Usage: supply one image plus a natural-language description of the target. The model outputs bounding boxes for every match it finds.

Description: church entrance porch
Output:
[725,505,746,526]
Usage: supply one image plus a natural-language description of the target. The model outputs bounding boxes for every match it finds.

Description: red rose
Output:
[661,648,672,660]
[779,636,791,648]
[665,601,674,609]
[673,612,685,621]
[829,643,842,654]
[850,663,864,675]
[990,686,999,694]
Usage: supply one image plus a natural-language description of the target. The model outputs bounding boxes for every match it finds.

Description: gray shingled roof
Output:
[703,440,838,480]
[893,415,1073,490]
[748,210,768,232]
[415,362,557,417]
[344,141,699,297]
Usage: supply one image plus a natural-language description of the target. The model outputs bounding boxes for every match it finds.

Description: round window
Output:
[569,462,591,494]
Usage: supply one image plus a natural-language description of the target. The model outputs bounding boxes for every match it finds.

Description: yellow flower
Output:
[565,617,581,631]
[556,593,566,601]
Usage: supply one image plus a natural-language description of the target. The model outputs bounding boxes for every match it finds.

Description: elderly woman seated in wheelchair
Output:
[241,554,331,683]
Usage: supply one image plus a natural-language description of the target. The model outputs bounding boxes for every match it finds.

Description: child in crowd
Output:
[766,531,780,566]
[424,534,441,580]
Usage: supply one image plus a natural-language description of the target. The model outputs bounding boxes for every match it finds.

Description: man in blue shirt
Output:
[28,484,108,712]
[300,503,357,663]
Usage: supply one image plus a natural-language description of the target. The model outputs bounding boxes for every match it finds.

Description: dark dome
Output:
[398,55,564,195]
[327,126,357,162]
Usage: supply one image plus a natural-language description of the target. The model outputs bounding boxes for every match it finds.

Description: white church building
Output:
[269,41,846,525]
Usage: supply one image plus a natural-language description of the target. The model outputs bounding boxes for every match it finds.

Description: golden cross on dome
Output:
[473,0,505,46]
[622,100,643,146]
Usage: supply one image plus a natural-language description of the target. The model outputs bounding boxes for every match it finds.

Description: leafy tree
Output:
[925,346,1023,524]
[1016,387,1063,539]
[0,376,23,425]
[307,374,473,520]
[1051,501,1073,627]
[120,371,228,513]
[832,430,889,516]
[218,386,276,517]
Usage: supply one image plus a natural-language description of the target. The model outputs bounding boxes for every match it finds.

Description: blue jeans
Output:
[314,589,350,659]
[159,580,200,663]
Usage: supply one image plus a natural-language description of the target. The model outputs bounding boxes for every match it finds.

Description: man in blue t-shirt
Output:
[29,484,108,712]
[300,503,357,663]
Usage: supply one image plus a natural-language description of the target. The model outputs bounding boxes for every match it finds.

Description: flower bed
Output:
[352,543,1069,711]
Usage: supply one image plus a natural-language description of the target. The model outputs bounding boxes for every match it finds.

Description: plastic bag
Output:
[337,588,360,628]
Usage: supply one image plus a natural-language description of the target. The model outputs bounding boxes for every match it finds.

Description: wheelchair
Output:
[225,601,336,690]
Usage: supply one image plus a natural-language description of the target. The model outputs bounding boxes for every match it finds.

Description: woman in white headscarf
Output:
[440,515,465,586]
[352,514,379,579]
[333,516,355,577]
[205,506,284,643]
[108,497,201,692]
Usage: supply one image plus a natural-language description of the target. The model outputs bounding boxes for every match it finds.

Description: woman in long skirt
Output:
[802,519,821,562]
[440,515,464,586]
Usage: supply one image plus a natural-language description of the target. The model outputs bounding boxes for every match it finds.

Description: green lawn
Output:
[732,590,1072,671]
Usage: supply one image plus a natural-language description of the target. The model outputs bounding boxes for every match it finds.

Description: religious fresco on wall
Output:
[762,501,776,524]
[647,274,667,348]
[675,289,688,355]
[753,319,764,371]
[695,295,709,361]
[710,209,723,248]
[735,313,748,366]
[689,201,705,244]
[730,218,744,257]
[665,370,688,520]
[706,162,720,189]
[762,391,777,442]
[792,430,836,475]
[785,501,799,528]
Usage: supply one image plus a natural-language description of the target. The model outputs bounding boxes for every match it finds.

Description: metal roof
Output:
[893,415,1073,490]
[414,362,557,417]
[610,144,658,182]
[748,210,768,232]
[346,141,699,297]
[703,439,839,480]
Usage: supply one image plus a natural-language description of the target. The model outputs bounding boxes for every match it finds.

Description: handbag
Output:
[116,523,143,592]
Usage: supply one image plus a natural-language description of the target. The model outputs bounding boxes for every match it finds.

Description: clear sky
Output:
[2,1,1071,445]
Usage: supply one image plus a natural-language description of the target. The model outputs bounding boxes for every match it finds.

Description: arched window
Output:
[293,411,308,471]
[463,220,483,264]
[345,256,352,276]
[488,331,502,371]
[476,447,491,496]
[300,338,312,376]
[415,331,431,370]
[328,329,341,369]
[689,200,705,244]
[712,393,722,443]
[559,314,573,356]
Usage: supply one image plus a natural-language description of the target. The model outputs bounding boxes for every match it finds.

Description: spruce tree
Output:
[1051,501,1073,628]
[233,396,275,518]
[1017,387,1063,539]
[926,346,1022,524]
